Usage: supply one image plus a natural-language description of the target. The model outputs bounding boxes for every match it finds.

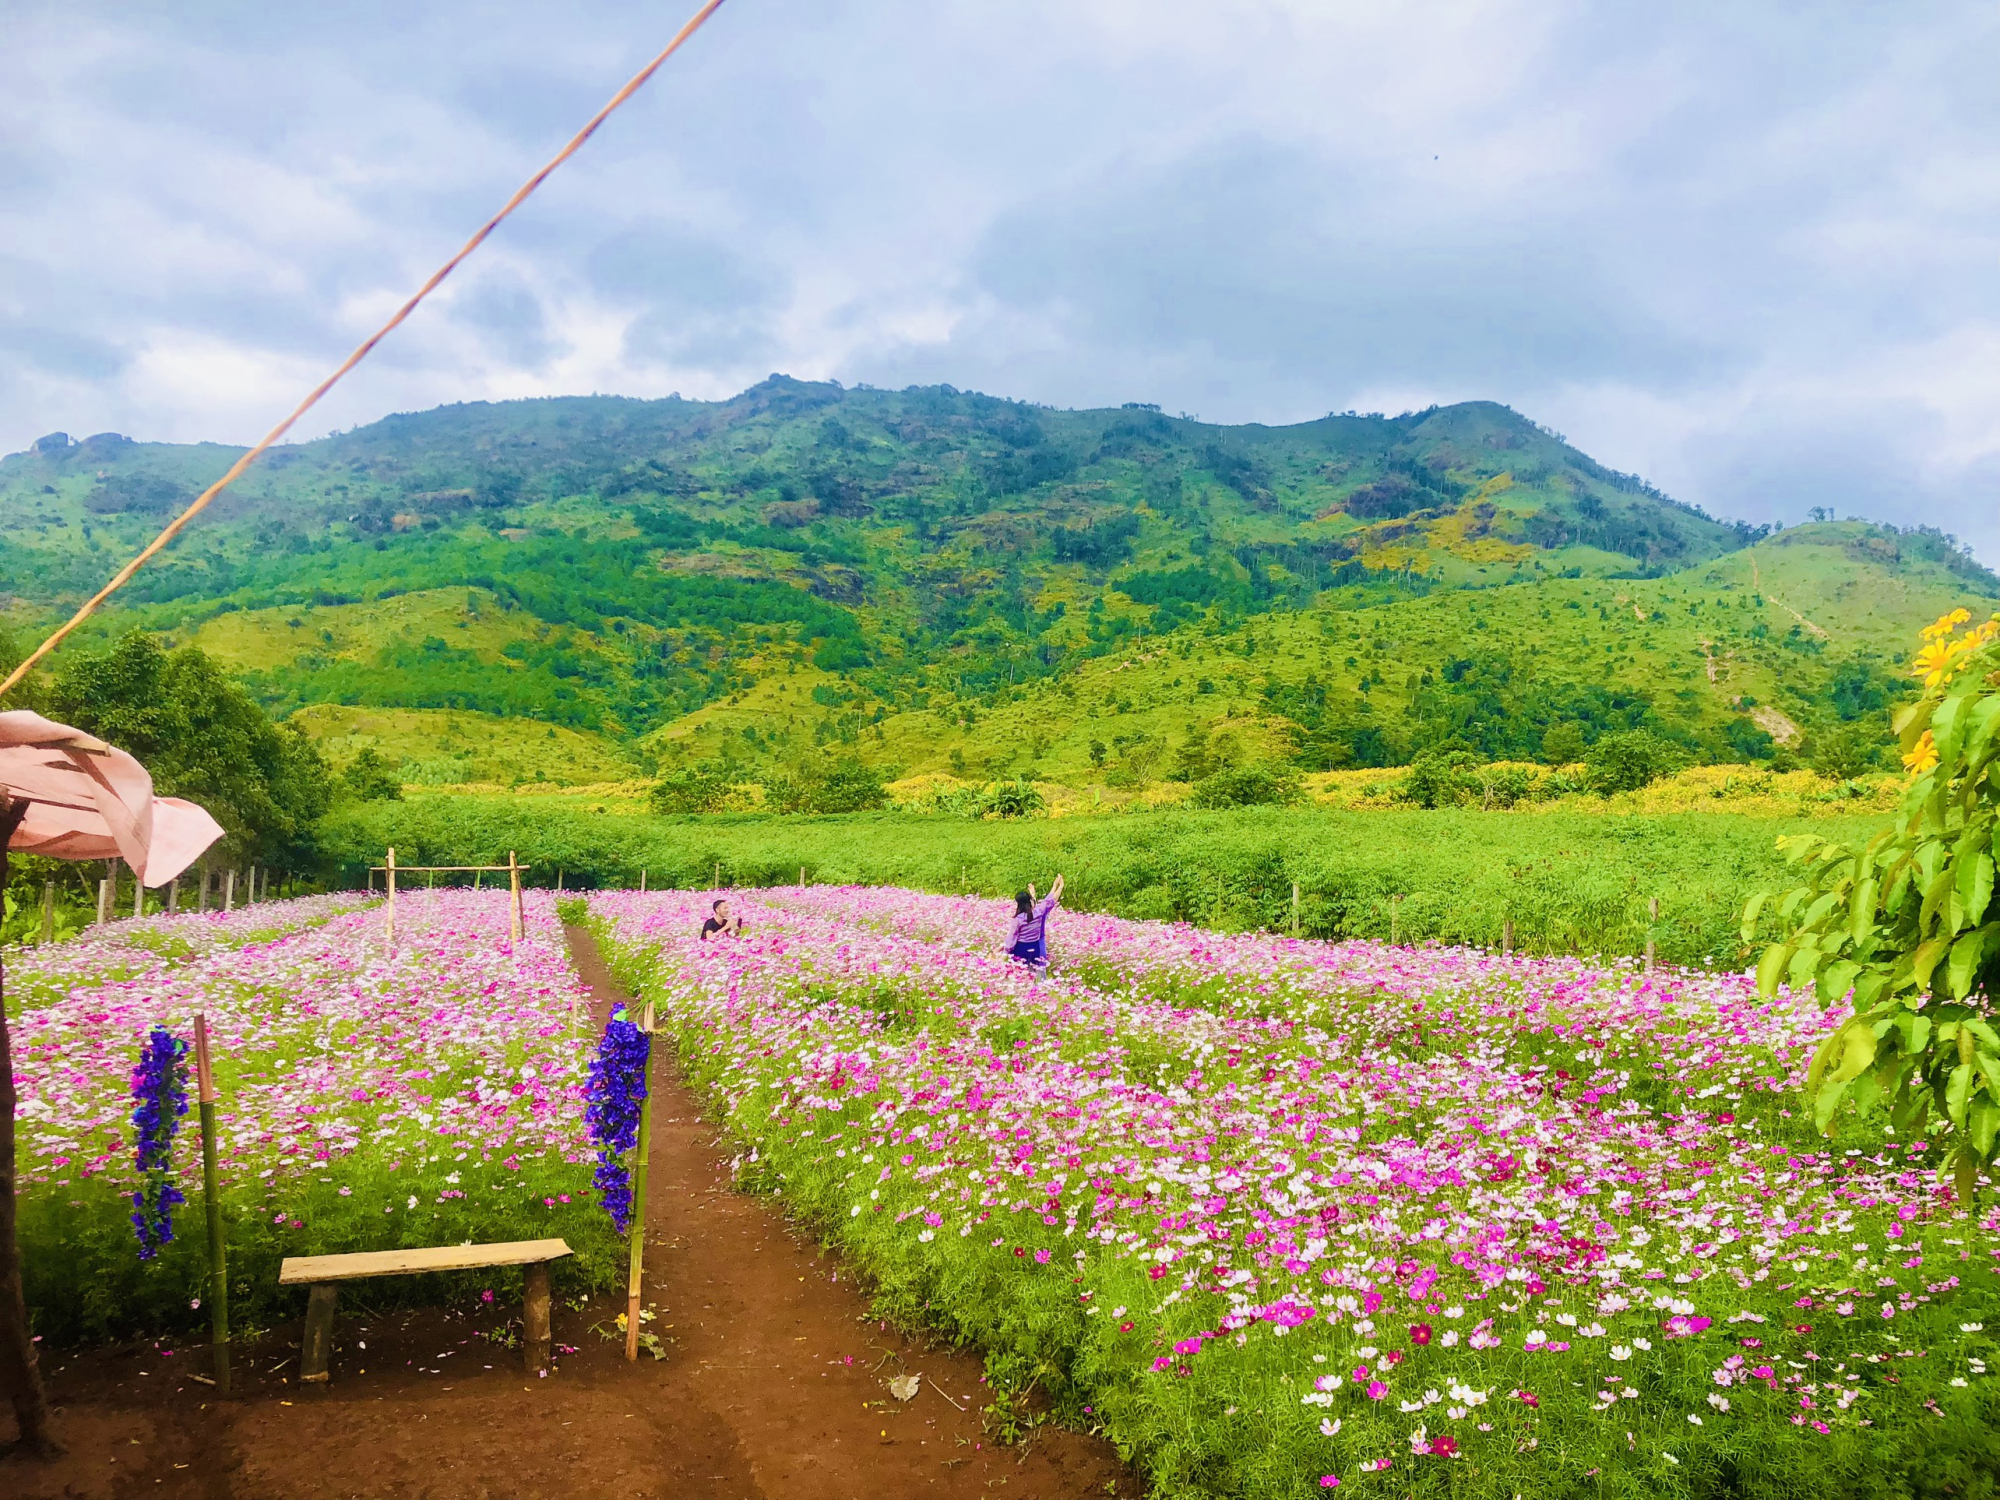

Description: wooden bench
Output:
[278,1238,572,1383]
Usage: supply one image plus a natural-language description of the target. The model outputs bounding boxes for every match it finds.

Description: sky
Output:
[3,0,1997,563]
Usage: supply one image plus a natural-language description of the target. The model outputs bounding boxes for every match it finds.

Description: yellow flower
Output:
[1903,729,1939,774]
[1921,607,1973,642]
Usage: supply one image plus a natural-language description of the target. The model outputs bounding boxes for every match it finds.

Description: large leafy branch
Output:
[1745,609,2000,1197]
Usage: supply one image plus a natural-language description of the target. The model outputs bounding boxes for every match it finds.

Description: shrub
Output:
[649,762,732,815]
[979,778,1047,819]
[1585,729,1687,795]
[764,756,887,814]
[341,747,405,802]
[1394,749,1481,808]
[1187,763,1300,809]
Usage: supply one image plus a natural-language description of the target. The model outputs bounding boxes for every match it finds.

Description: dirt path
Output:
[5,928,1131,1500]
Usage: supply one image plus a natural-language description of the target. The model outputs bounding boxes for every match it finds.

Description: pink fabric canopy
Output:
[0,710,225,886]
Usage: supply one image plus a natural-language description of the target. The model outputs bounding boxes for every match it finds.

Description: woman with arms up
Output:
[1006,873,1063,970]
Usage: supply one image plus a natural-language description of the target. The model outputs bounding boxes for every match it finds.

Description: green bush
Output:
[1187,762,1300,809]
[1585,728,1688,794]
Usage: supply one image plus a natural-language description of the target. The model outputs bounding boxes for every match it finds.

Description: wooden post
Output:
[624,1003,656,1363]
[39,880,53,944]
[1646,896,1659,974]
[1502,916,1515,957]
[474,867,482,890]
[1390,894,1403,947]
[1290,881,1300,939]
[639,868,647,893]
[800,866,807,889]
[509,851,523,944]
[523,1261,552,1373]
[167,878,179,915]
[96,874,112,926]
[385,848,398,950]
[300,1283,338,1383]
[194,1015,231,1396]
[223,869,236,913]
[132,875,145,921]
[713,861,719,891]
[557,869,564,894]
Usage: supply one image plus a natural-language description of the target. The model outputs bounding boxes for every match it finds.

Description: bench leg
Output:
[300,1283,338,1384]
[523,1261,552,1373]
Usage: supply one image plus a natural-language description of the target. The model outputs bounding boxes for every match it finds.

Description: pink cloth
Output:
[0,710,225,885]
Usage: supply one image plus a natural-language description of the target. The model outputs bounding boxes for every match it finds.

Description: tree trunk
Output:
[0,794,60,1457]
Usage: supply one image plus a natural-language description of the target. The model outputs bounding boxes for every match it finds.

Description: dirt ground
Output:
[2,927,1135,1500]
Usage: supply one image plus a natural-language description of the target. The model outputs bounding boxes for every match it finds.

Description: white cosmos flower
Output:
[1610,1346,1634,1362]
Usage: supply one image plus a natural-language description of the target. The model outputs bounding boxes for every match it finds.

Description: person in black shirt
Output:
[700,897,744,940]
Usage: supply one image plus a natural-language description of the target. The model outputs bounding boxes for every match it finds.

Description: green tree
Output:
[1747,610,2000,1196]
[341,747,404,802]
[764,755,886,814]
[650,761,733,815]
[1810,721,1884,781]
[1584,729,1685,795]
[1394,749,1481,809]
[1541,720,1587,765]
[1188,763,1301,809]
[49,633,332,873]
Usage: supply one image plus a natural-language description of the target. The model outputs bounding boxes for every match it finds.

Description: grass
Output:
[322,799,1891,969]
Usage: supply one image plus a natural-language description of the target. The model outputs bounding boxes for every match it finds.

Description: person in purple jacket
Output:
[1006,872,1064,969]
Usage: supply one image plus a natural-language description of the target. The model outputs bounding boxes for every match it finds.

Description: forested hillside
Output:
[1,378,1992,790]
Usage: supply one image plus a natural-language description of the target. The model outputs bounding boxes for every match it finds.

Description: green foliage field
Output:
[322,798,1885,969]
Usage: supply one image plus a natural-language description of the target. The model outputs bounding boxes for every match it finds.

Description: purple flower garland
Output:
[130,1026,190,1261]
[584,1016,651,1232]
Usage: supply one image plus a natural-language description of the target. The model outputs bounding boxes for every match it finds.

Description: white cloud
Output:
[0,0,1994,562]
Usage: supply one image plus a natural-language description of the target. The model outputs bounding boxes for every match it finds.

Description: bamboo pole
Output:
[639,868,646,893]
[509,850,523,944]
[385,847,398,950]
[193,1015,231,1396]
[624,1001,656,1362]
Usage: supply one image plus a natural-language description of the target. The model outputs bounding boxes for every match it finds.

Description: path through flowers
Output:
[593,884,2000,1498]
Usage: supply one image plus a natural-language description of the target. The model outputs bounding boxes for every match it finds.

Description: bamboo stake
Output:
[639,868,646,892]
[193,1015,231,1396]
[799,866,806,888]
[509,850,523,944]
[385,847,398,950]
[624,1002,657,1362]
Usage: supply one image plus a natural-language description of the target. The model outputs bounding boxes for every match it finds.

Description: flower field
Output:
[13,889,616,1342]
[592,885,2000,1499]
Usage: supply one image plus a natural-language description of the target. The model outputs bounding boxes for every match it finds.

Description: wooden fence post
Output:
[167,878,179,915]
[1390,894,1403,947]
[639,868,647,893]
[97,874,112,926]
[625,1002,657,1362]
[509,851,523,944]
[1290,881,1300,938]
[385,847,398,950]
[194,1015,231,1395]
[800,866,806,889]
[132,874,144,920]
[523,1261,552,1374]
[40,880,53,943]
[1502,916,1515,957]
[223,869,236,913]
[1646,896,1659,973]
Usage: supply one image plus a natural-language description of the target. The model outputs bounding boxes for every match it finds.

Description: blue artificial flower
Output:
[129,1026,190,1261]
[583,1018,651,1232]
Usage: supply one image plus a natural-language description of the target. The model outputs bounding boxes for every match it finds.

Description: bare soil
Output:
[2,926,1134,1500]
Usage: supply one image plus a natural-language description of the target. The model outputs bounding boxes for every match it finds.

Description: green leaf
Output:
[1954,1147,1979,1207]
[1964,851,1996,927]
[1965,696,2000,769]
[1829,1021,1878,1084]
[1813,1075,1851,1135]
[1741,891,1769,943]
[1947,1063,1975,1128]
[1787,945,1825,989]
[1848,876,1879,944]
[1914,935,1951,992]
[1971,1100,2000,1160]
[1756,943,1793,999]
[1934,693,1970,771]
[1976,1050,2000,1105]
[1946,927,1994,999]
[1816,960,1863,1009]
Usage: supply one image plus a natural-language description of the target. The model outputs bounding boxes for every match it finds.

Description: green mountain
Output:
[2,379,1993,786]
